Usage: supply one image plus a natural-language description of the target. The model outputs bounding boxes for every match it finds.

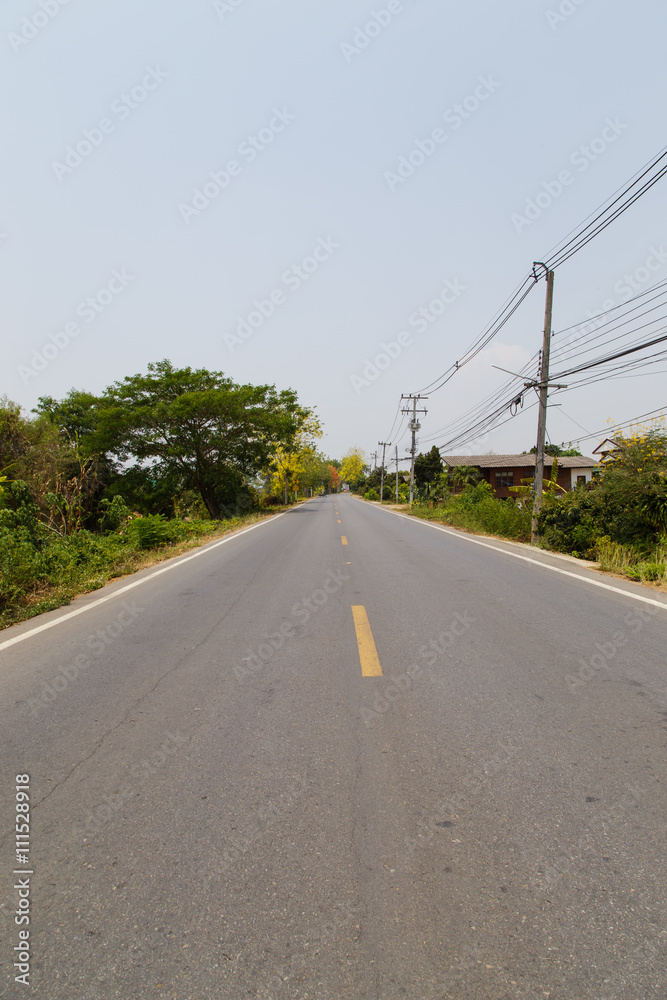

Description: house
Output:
[441,454,599,499]
[591,438,621,460]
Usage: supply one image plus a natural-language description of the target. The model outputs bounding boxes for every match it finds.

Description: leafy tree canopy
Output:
[414,446,443,490]
[340,447,367,484]
[525,443,582,457]
[95,359,312,519]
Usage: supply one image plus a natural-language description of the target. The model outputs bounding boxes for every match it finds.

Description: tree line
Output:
[0,359,343,529]
[0,360,343,624]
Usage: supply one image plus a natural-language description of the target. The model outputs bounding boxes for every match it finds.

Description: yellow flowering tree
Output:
[268,414,323,503]
[339,447,367,488]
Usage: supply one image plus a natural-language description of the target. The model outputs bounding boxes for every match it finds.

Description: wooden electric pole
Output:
[395,445,399,502]
[378,441,390,501]
[531,267,554,543]
[401,394,428,503]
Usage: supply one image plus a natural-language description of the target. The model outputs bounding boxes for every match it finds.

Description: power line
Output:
[381,147,667,463]
[413,274,538,396]
[552,276,667,339]
[561,406,666,447]
[544,145,667,270]
[552,330,667,380]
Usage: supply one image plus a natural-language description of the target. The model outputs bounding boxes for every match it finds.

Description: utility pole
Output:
[378,441,390,501]
[395,445,399,502]
[401,394,428,503]
[531,266,554,543]
[371,450,378,471]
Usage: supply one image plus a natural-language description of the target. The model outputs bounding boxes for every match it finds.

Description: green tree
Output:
[0,397,30,474]
[414,446,443,496]
[95,359,311,519]
[34,391,102,450]
[268,415,323,503]
[449,465,481,489]
[526,443,582,457]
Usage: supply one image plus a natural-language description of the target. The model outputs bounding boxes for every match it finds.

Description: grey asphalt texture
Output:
[1,494,666,999]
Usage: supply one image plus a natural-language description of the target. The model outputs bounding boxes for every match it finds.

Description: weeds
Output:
[0,508,277,630]
[410,482,531,542]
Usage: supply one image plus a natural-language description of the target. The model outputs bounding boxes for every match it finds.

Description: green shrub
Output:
[364,488,379,501]
[0,527,45,607]
[411,481,531,542]
[98,495,131,531]
[259,495,283,508]
[126,514,170,549]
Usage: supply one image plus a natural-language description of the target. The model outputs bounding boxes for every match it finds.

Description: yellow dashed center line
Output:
[351,606,383,677]
[341,536,348,545]
[337,519,342,523]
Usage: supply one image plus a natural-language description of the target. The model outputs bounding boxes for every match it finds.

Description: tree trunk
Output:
[198,481,221,520]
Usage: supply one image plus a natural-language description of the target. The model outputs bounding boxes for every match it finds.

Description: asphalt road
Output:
[1,494,666,1000]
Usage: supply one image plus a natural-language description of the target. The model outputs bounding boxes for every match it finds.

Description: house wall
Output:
[447,464,598,498]
[488,466,595,498]
[490,467,534,499]
[568,467,596,488]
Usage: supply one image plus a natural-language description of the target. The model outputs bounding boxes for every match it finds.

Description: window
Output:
[495,471,513,488]
[577,475,587,485]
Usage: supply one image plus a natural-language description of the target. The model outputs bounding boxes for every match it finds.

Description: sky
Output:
[2,0,666,465]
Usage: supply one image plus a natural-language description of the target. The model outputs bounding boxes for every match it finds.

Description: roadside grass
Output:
[408,486,531,543]
[405,497,667,590]
[0,508,290,631]
[596,537,667,587]
[357,488,667,591]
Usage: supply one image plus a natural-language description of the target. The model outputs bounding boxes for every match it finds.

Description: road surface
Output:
[1,494,666,999]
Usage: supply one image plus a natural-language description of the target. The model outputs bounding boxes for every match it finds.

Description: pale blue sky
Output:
[2,0,666,461]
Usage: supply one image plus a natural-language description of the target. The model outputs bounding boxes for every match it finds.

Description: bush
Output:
[0,526,46,608]
[537,490,602,557]
[259,495,283,508]
[126,514,171,549]
[409,481,531,541]
[98,494,132,531]
[364,488,379,501]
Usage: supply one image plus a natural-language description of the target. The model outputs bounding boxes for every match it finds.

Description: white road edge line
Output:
[373,505,667,611]
[0,505,308,652]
